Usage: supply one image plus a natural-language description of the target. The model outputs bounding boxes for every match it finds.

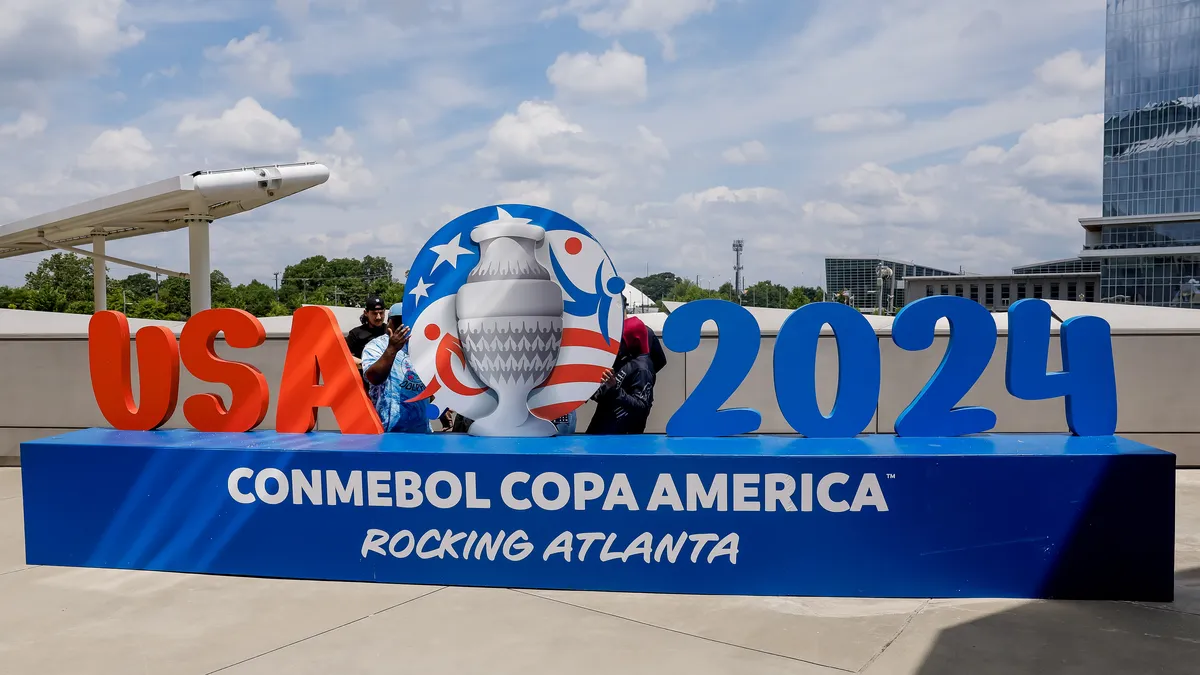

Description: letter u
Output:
[89,311,180,430]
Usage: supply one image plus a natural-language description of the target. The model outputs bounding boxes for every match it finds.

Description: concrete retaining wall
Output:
[3,330,1196,466]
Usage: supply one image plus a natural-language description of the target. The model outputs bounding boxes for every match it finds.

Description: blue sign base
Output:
[20,430,1175,601]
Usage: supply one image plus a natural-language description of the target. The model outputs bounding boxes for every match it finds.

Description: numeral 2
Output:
[773,302,879,438]
[1005,298,1117,436]
[891,296,997,437]
[663,300,763,437]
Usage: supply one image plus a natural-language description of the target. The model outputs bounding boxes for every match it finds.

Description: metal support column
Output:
[92,231,107,312]
[187,213,213,314]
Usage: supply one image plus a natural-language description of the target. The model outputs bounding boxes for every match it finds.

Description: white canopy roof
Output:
[0,163,330,260]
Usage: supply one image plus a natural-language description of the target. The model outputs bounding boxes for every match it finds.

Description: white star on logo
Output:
[429,233,473,273]
[409,277,433,304]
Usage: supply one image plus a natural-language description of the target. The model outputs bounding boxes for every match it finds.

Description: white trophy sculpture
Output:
[455,210,564,436]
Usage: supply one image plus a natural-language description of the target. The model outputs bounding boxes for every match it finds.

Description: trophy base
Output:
[468,411,557,437]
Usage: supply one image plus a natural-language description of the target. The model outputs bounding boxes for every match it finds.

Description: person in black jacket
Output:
[346,297,388,362]
[585,315,657,435]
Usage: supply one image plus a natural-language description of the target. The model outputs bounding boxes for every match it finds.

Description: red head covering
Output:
[621,315,650,357]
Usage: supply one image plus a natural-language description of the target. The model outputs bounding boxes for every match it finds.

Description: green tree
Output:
[0,286,31,310]
[211,270,240,308]
[240,280,278,316]
[25,253,95,308]
[380,281,406,307]
[129,298,173,320]
[786,285,825,309]
[363,255,395,300]
[665,279,721,303]
[119,272,159,300]
[158,276,191,317]
[631,272,680,302]
[743,280,791,308]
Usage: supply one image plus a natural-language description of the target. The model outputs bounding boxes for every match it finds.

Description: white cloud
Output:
[962,145,1007,166]
[1035,50,1104,95]
[323,126,356,153]
[77,127,157,172]
[291,126,376,202]
[999,113,1103,201]
[544,0,717,60]
[0,0,144,90]
[141,65,180,86]
[721,140,769,164]
[814,109,907,133]
[547,44,648,103]
[477,100,601,179]
[496,180,553,205]
[204,28,295,97]
[675,186,788,210]
[570,0,715,34]
[0,112,47,140]
[175,97,303,154]
[633,125,670,162]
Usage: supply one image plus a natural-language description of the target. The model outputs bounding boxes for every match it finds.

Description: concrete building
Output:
[1078,0,1200,306]
[824,256,955,313]
[903,271,1100,309]
[904,257,1102,311]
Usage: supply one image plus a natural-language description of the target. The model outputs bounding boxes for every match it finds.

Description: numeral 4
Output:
[1005,299,1117,436]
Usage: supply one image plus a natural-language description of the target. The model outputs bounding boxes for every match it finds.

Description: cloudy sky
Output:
[0,0,1108,290]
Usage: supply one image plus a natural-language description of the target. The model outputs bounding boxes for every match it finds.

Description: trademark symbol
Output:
[886,473,896,479]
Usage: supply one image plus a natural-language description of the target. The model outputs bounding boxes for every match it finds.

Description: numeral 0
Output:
[661,296,1117,438]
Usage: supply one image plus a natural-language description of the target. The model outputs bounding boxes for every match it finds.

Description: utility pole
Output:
[273,272,280,299]
[154,272,160,302]
[732,239,745,302]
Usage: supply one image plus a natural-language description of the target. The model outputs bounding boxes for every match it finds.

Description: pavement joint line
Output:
[1127,601,1200,618]
[0,565,37,578]
[203,586,447,674]
[511,588,856,673]
[856,598,931,674]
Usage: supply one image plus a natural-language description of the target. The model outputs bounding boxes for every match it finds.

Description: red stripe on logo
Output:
[537,363,610,388]
[560,328,620,355]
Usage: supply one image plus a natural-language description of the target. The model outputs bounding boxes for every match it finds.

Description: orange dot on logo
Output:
[564,237,583,255]
[424,324,441,340]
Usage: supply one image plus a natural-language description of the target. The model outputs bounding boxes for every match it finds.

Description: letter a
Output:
[89,311,179,430]
[276,305,383,434]
[181,308,270,432]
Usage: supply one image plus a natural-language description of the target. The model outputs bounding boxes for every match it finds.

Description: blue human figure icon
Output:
[550,248,626,345]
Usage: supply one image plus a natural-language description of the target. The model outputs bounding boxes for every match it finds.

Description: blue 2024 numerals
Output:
[661,296,1117,438]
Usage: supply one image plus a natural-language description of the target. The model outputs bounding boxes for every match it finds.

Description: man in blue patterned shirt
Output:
[361,304,432,433]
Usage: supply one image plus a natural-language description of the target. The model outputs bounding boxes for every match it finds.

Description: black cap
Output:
[364,296,385,311]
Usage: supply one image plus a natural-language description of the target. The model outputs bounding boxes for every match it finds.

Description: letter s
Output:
[181,308,270,432]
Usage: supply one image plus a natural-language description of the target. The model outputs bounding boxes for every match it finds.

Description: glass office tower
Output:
[1085,0,1200,306]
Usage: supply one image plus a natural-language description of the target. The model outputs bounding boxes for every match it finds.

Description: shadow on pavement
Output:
[914,567,1200,675]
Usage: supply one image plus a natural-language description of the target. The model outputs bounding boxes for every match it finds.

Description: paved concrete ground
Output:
[1,467,1198,674]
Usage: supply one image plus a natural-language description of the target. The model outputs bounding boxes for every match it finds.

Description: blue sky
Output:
[0,0,1109,289]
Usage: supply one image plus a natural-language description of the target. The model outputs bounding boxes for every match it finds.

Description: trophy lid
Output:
[471,207,546,245]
